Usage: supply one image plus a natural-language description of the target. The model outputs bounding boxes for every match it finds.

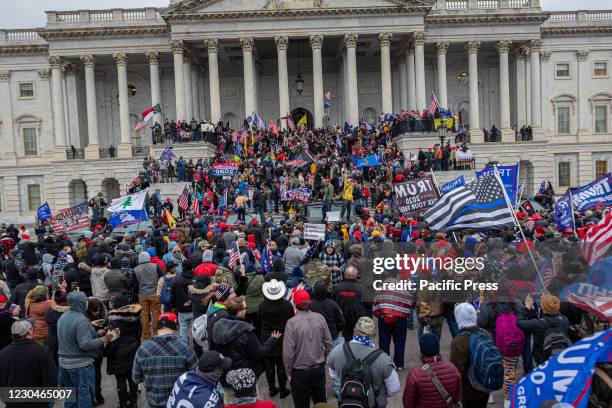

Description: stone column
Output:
[529,40,542,129]
[146,52,162,126]
[406,45,416,111]
[275,35,290,129]
[344,33,359,126]
[0,71,15,162]
[240,37,256,117]
[37,69,52,156]
[399,58,408,110]
[496,40,513,142]
[310,34,324,129]
[525,53,531,125]
[379,32,393,114]
[113,53,132,157]
[414,32,427,111]
[191,65,200,119]
[576,49,591,137]
[206,39,221,123]
[81,55,100,159]
[49,56,67,158]
[183,52,193,121]
[436,41,449,108]
[466,41,483,142]
[514,48,527,127]
[171,40,186,121]
[539,49,552,136]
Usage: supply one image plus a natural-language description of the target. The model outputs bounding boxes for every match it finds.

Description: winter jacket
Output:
[206,303,228,351]
[57,291,105,365]
[258,298,294,356]
[170,268,194,313]
[8,279,38,318]
[0,307,16,351]
[134,261,162,297]
[104,304,142,375]
[517,309,569,364]
[44,301,69,364]
[476,301,518,336]
[310,283,344,340]
[0,340,57,408]
[245,274,265,314]
[90,266,110,301]
[167,371,222,408]
[403,356,462,408]
[103,268,129,299]
[449,326,488,400]
[212,315,278,386]
[26,297,52,343]
[64,263,92,296]
[189,284,211,319]
[333,279,369,338]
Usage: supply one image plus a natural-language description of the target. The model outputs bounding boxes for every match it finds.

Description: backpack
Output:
[460,329,503,393]
[495,312,525,357]
[541,317,571,361]
[339,342,383,408]
[192,314,208,346]
[160,275,173,306]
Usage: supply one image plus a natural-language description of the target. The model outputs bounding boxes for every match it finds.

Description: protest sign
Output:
[570,173,612,211]
[287,188,311,202]
[440,175,465,195]
[553,193,574,230]
[49,202,90,233]
[304,223,326,241]
[326,211,341,222]
[393,176,440,215]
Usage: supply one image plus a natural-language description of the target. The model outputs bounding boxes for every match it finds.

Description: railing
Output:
[47,8,163,25]
[477,0,499,9]
[6,31,40,41]
[66,148,85,160]
[549,12,577,22]
[446,0,468,10]
[90,11,113,22]
[440,0,535,10]
[588,11,612,21]
[508,0,529,7]
[547,10,612,23]
[132,146,150,157]
[123,10,146,20]
[57,12,81,23]
[99,148,115,159]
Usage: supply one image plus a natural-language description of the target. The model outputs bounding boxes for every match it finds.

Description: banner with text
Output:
[287,188,312,202]
[393,176,440,215]
[570,172,612,212]
[50,202,90,234]
[304,223,326,241]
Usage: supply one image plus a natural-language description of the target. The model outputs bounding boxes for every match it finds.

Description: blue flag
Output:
[440,175,465,194]
[570,172,612,211]
[511,329,612,408]
[109,208,148,229]
[160,147,175,161]
[538,180,546,194]
[343,121,351,133]
[253,113,265,130]
[475,164,519,203]
[383,113,395,122]
[553,193,575,230]
[355,154,383,168]
[37,202,52,221]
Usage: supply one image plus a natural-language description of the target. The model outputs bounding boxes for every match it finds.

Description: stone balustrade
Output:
[0,29,43,44]
[547,10,612,23]
[436,0,537,10]
[46,8,162,26]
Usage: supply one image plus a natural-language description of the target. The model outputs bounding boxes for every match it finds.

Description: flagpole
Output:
[493,167,546,290]
[568,190,578,238]
[514,162,521,209]
[429,169,459,243]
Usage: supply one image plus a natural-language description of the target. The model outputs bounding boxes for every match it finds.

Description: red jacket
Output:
[150,256,166,272]
[225,402,276,408]
[194,262,218,277]
[403,356,462,408]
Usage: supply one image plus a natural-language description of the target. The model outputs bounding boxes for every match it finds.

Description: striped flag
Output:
[567,293,612,321]
[580,212,612,265]
[178,186,189,211]
[287,115,296,132]
[269,120,279,136]
[423,172,515,232]
[428,92,439,116]
[229,241,241,269]
[193,191,201,218]
[135,103,161,131]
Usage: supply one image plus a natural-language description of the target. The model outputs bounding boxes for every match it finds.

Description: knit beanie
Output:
[454,302,477,330]
[541,293,560,314]
[419,333,440,357]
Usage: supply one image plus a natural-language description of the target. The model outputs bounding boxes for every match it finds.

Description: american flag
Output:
[287,115,296,132]
[50,202,90,233]
[229,241,241,269]
[178,186,189,211]
[580,212,612,265]
[428,92,439,116]
[567,293,612,321]
[193,191,201,218]
[135,103,161,131]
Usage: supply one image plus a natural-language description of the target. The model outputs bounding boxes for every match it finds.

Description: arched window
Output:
[15,115,42,157]
[223,112,238,129]
[362,108,377,123]
[551,94,576,135]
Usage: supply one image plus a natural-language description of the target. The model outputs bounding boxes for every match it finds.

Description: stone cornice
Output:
[541,26,612,37]
[38,26,169,41]
[425,13,549,28]
[0,44,48,56]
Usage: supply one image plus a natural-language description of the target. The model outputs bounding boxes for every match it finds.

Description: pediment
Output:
[165,0,433,15]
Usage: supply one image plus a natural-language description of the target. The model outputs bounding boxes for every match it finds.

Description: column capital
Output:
[205,39,219,53]
[113,53,128,66]
[183,49,193,64]
[436,41,450,55]
[0,70,10,81]
[275,35,289,51]
[344,33,359,49]
[540,49,551,62]
[48,56,63,69]
[38,69,50,80]
[404,42,415,56]
[413,31,426,46]
[378,32,393,47]
[170,40,184,55]
[145,51,160,64]
[514,46,528,59]
[495,40,512,54]
[80,54,96,67]
[240,37,255,52]
[529,39,543,53]
[309,34,324,49]
[62,63,75,76]
[465,40,481,54]
[576,49,590,61]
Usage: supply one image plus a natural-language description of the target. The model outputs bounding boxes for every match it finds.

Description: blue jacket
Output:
[167,371,221,408]
[57,291,104,363]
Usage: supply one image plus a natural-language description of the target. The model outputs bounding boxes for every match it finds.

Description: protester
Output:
[134,251,162,339]
[170,260,195,343]
[45,289,69,366]
[225,367,278,408]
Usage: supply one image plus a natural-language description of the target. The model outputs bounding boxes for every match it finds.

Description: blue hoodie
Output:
[57,291,104,367]
[167,371,221,408]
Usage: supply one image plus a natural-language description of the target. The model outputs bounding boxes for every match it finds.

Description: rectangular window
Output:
[595,160,608,179]
[18,82,34,98]
[557,106,570,134]
[594,61,608,78]
[555,63,570,79]
[23,128,38,156]
[558,162,571,187]
[27,184,41,213]
[595,106,608,133]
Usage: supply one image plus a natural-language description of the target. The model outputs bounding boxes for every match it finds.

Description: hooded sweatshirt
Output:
[134,252,162,297]
[310,282,344,340]
[90,266,110,301]
[57,291,104,369]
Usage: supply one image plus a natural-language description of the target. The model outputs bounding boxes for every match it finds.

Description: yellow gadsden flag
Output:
[296,115,308,127]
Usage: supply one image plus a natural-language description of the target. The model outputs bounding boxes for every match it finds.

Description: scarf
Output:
[352,336,375,348]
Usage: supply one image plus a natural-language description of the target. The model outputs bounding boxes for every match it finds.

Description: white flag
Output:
[107,189,148,213]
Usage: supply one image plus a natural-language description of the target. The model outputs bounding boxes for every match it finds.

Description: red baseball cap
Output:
[293,289,310,308]
[0,294,7,303]
[159,312,177,322]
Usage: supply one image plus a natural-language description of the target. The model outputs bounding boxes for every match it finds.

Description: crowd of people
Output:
[0,112,609,408]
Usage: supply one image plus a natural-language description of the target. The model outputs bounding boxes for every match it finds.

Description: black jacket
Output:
[258,298,294,356]
[310,284,345,340]
[103,304,142,375]
[44,302,69,365]
[333,279,369,338]
[104,269,129,299]
[212,315,277,386]
[4,258,26,287]
[517,309,569,362]
[64,263,92,297]
[252,189,266,208]
[189,283,211,319]
[170,269,194,313]
[0,340,57,408]
[0,308,16,351]
[9,280,38,318]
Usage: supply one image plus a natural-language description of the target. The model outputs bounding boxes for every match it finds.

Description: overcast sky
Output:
[1,0,609,29]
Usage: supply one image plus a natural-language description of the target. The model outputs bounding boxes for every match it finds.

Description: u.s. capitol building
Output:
[0,0,611,222]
